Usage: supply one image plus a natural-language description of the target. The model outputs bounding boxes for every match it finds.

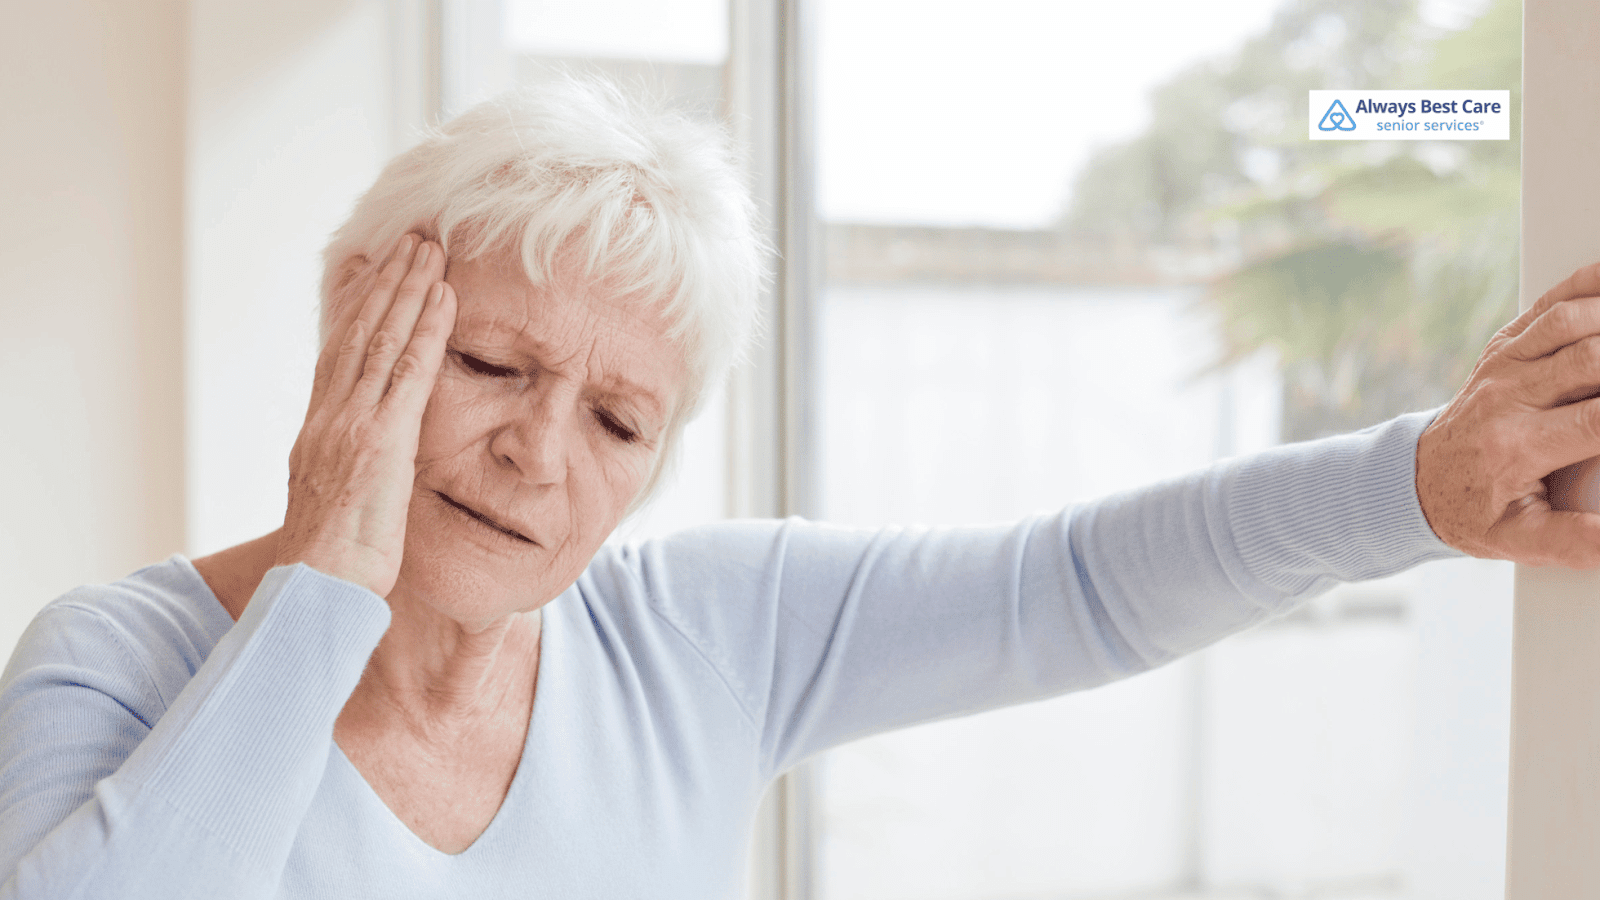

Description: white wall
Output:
[0,0,186,660]
[0,0,412,657]
[186,0,413,556]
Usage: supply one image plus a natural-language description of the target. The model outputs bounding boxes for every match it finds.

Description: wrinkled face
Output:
[393,251,685,630]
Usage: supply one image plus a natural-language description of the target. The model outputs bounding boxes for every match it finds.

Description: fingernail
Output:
[416,243,430,267]
[428,282,444,306]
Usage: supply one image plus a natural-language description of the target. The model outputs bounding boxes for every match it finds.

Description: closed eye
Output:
[454,350,516,378]
[594,409,639,444]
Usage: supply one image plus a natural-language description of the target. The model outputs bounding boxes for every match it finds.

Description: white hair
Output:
[320,76,766,507]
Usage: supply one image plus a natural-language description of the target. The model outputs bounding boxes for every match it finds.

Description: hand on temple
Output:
[274,234,456,597]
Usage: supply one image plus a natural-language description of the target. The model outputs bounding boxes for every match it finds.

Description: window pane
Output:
[500,0,726,111]
[814,1,1516,898]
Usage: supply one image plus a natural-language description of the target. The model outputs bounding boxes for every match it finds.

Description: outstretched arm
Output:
[634,265,1600,775]
[627,410,1456,777]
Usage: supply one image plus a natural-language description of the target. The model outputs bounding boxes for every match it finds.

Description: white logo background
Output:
[1308,90,1510,141]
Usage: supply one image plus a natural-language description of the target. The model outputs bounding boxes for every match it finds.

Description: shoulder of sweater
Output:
[576,519,803,728]
[3,556,229,723]
[582,518,824,633]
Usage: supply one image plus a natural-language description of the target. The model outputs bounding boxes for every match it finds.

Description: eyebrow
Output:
[595,375,670,421]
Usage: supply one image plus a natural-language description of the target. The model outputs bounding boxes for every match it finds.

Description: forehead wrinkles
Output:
[574,300,682,419]
[455,266,679,416]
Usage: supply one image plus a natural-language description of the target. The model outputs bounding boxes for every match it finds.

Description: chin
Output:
[392,491,574,630]
[390,553,537,632]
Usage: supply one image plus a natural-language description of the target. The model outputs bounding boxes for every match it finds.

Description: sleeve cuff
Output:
[1212,408,1465,608]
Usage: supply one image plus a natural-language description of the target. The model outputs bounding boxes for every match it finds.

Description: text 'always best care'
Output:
[1308,90,1511,140]
[1353,98,1504,117]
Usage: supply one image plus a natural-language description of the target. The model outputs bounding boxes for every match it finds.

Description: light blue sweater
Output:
[0,411,1460,898]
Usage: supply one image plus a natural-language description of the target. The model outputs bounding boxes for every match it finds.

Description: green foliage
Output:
[1064,0,1521,440]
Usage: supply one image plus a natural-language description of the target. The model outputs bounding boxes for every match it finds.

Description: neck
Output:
[355,588,542,737]
[193,529,542,741]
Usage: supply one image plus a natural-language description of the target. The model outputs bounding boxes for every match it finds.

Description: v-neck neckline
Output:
[327,595,558,860]
[174,552,561,861]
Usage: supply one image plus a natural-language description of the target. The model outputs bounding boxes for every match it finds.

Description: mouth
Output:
[437,492,536,544]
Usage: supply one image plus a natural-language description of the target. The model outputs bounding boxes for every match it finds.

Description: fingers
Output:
[1500,261,1600,345]
[1517,395,1600,476]
[324,234,419,406]
[1491,505,1600,568]
[1504,295,1600,362]
[313,234,416,409]
[352,239,446,404]
[330,235,412,349]
[1516,331,1600,408]
[384,281,457,417]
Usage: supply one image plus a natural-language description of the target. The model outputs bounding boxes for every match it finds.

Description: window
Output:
[809,1,1517,897]
[446,1,1526,895]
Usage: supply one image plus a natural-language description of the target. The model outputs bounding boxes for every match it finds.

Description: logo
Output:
[1318,99,1356,132]
[1309,90,1509,140]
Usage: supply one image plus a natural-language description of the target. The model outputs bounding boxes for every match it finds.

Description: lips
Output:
[437,492,536,544]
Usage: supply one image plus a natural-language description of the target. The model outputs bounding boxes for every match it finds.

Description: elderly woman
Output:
[1,77,1597,898]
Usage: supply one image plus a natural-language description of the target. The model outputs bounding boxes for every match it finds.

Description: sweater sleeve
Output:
[0,564,390,900]
[632,410,1464,777]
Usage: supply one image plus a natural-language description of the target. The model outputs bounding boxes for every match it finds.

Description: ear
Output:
[330,253,371,301]
[321,253,372,337]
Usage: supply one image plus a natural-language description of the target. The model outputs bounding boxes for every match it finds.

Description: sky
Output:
[506,0,1496,228]
[813,0,1287,226]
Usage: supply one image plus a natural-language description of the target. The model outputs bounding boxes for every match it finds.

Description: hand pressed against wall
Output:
[1418,263,1600,567]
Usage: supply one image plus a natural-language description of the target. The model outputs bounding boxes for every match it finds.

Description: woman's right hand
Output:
[275,234,457,596]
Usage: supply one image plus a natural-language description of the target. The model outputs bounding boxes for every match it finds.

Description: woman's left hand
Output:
[1417,262,1600,567]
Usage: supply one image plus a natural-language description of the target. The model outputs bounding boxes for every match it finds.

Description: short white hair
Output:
[320,76,766,508]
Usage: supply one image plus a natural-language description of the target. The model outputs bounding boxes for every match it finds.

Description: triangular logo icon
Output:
[1318,99,1356,132]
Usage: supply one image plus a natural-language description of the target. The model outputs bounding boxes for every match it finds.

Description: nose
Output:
[488,394,571,486]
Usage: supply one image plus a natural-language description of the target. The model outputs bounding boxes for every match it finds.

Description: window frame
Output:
[1505,0,1600,894]
[724,0,822,896]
